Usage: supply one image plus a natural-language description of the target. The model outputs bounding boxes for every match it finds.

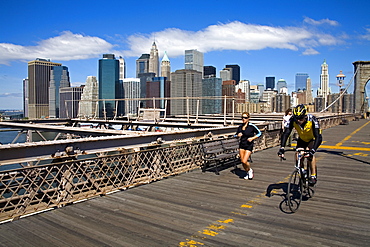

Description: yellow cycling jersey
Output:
[292,114,320,142]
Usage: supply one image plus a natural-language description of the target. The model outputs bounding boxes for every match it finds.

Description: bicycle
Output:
[281,148,315,213]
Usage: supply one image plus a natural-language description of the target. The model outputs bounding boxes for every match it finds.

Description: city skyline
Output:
[1,0,370,109]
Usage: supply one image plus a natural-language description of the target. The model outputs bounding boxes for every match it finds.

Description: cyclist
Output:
[277,104,322,185]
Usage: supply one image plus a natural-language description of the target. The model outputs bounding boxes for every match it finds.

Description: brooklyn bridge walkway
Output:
[0,119,369,246]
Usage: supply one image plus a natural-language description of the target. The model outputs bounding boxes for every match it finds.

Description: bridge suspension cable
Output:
[320,66,359,113]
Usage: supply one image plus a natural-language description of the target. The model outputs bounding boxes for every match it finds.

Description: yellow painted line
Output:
[217,219,234,224]
[335,121,370,147]
[291,143,370,152]
[320,145,370,152]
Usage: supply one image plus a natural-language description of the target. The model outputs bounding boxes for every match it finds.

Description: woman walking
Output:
[236,112,261,180]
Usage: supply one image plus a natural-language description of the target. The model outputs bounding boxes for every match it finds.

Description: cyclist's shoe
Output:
[248,168,254,180]
[309,175,317,186]
[243,173,249,179]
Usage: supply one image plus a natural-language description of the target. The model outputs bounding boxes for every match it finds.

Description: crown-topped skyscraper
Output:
[149,41,159,76]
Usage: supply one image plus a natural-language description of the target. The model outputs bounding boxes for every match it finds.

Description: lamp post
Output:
[336,70,346,113]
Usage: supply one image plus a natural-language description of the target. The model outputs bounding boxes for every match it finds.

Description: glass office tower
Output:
[98,54,123,118]
[295,73,309,91]
[49,66,70,118]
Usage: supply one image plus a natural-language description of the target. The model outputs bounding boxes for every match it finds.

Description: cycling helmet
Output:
[293,104,307,119]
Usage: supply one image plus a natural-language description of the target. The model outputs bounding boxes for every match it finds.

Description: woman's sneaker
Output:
[248,168,254,180]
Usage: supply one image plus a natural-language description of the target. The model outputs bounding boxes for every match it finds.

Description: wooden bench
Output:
[201,137,240,175]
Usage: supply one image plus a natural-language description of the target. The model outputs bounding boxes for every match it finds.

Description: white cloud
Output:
[302,48,319,55]
[0,31,114,65]
[360,28,370,40]
[121,20,341,58]
[0,19,343,65]
[303,17,339,26]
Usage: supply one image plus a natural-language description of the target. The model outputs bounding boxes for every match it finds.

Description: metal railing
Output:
[0,142,204,223]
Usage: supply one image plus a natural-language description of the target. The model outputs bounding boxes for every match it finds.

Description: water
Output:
[0,129,26,144]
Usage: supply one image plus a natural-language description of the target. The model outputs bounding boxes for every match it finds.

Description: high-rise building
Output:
[27,58,62,118]
[185,49,204,75]
[160,51,171,80]
[49,66,70,118]
[119,56,126,80]
[225,65,240,84]
[202,77,222,114]
[136,54,150,77]
[277,78,287,93]
[306,77,313,104]
[257,84,264,100]
[222,80,236,113]
[265,76,275,90]
[295,73,309,91]
[262,89,277,112]
[59,86,83,118]
[149,42,159,76]
[170,69,202,115]
[123,78,140,115]
[220,68,232,81]
[23,78,29,118]
[78,76,98,118]
[147,77,171,112]
[98,54,123,118]
[204,66,216,78]
[318,59,330,106]
[138,72,156,101]
[236,80,250,102]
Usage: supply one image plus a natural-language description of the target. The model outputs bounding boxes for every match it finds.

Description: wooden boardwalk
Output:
[0,119,369,246]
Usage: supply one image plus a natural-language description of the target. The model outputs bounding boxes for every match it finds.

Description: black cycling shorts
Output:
[239,142,254,151]
[296,138,314,149]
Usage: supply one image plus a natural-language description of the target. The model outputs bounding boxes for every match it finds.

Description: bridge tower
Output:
[353,61,370,113]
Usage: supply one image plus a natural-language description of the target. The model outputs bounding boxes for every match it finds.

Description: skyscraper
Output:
[295,73,309,91]
[23,78,29,118]
[59,86,83,118]
[136,54,150,77]
[202,77,222,114]
[170,69,202,115]
[123,78,140,115]
[236,80,250,102]
[225,65,240,84]
[78,76,98,118]
[185,49,204,74]
[160,51,171,80]
[276,78,287,93]
[49,66,70,118]
[27,58,62,119]
[318,59,330,105]
[306,77,313,104]
[149,41,159,76]
[220,68,232,81]
[98,54,123,118]
[204,66,216,78]
[265,76,275,90]
[119,56,126,80]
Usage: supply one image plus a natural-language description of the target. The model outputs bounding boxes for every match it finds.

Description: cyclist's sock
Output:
[311,173,316,177]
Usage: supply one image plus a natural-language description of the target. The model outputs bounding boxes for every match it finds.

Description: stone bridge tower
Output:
[353,61,370,113]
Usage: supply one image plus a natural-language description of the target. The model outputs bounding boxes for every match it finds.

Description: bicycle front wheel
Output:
[287,169,303,213]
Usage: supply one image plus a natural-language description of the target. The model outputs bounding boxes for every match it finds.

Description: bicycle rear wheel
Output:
[287,169,303,212]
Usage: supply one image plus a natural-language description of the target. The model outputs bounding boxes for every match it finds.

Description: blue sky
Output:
[1,0,370,109]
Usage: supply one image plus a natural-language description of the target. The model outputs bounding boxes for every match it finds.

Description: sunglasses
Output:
[242,116,250,119]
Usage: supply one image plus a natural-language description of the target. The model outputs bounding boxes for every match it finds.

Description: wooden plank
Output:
[0,119,369,246]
